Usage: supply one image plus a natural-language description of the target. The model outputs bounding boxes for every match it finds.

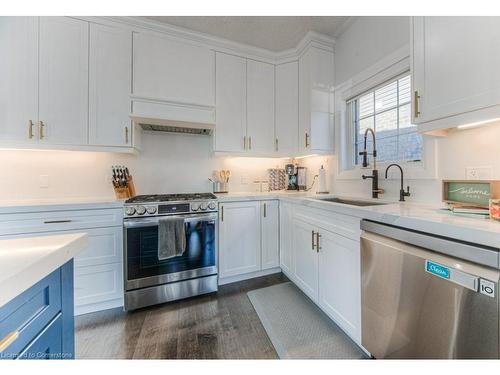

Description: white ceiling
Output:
[143,16,353,51]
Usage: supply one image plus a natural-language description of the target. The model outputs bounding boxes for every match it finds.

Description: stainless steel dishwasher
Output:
[360,219,500,359]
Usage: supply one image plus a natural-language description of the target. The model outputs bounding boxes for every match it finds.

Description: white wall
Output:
[0,132,290,200]
[334,17,410,85]
[332,16,500,205]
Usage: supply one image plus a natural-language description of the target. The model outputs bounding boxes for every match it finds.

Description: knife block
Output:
[113,177,137,200]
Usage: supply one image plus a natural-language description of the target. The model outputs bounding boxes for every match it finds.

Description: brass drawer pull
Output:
[43,219,72,224]
[28,120,34,139]
[38,120,45,140]
[414,90,421,118]
[305,132,310,148]
[263,202,267,218]
[0,331,19,353]
[125,126,129,144]
[311,230,316,251]
[316,232,322,252]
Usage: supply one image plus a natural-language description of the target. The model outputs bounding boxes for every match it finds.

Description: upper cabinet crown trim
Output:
[78,16,336,64]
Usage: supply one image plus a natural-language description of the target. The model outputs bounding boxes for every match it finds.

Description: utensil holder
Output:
[213,182,228,193]
[113,177,136,199]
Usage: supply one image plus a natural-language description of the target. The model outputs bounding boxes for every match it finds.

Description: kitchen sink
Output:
[314,197,390,207]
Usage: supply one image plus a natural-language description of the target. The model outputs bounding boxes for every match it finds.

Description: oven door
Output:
[124,212,218,291]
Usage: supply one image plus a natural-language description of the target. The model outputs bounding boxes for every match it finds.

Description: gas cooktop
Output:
[125,193,217,204]
[123,193,218,217]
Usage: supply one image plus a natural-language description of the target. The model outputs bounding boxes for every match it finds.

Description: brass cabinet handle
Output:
[221,205,224,222]
[263,202,267,218]
[316,232,322,252]
[249,136,252,150]
[311,230,316,251]
[243,136,247,150]
[414,90,421,118]
[44,219,72,224]
[275,138,278,152]
[38,121,45,140]
[0,331,19,353]
[28,120,34,139]
[305,132,310,148]
[125,126,129,144]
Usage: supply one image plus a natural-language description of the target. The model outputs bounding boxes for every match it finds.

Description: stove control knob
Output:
[191,203,200,211]
[136,205,146,215]
[200,203,208,211]
[146,206,157,215]
[208,201,216,210]
[125,207,136,216]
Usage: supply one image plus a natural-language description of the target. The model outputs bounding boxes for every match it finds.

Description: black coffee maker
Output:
[285,164,298,190]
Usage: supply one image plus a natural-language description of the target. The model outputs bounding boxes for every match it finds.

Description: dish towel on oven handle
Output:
[158,217,186,260]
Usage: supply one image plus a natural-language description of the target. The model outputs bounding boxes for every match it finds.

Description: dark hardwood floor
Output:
[75,273,288,359]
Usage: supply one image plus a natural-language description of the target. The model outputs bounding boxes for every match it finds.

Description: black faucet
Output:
[385,163,411,202]
[360,128,384,198]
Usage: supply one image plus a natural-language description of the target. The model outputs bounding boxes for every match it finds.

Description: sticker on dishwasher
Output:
[479,279,495,298]
[425,260,450,279]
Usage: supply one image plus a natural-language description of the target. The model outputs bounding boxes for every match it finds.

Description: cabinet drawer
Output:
[18,314,63,360]
[0,268,61,359]
[74,263,123,309]
[0,208,122,236]
[74,227,123,267]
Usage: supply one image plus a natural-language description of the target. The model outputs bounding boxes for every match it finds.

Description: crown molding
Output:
[91,16,335,64]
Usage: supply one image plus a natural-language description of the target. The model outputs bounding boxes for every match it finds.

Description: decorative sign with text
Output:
[443,180,500,208]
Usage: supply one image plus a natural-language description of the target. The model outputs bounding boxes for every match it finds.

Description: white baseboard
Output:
[75,298,124,316]
[218,267,282,286]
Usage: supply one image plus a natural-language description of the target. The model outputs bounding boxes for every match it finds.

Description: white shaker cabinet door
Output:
[132,31,215,106]
[0,17,38,143]
[413,17,500,129]
[246,60,275,154]
[318,230,361,342]
[219,201,261,278]
[38,17,89,145]
[215,52,247,153]
[275,61,299,155]
[261,200,279,270]
[89,23,132,147]
[292,216,319,303]
[279,202,294,278]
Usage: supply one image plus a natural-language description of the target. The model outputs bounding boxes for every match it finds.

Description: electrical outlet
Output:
[466,167,492,180]
[39,175,49,188]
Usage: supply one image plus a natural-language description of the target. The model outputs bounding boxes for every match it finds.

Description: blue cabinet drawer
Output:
[0,268,62,359]
[17,314,63,360]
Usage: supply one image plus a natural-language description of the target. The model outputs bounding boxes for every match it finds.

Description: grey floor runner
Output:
[248,282,367,359]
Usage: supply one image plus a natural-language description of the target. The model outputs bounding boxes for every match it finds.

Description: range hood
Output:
[130,116,215,136]
[130,99,216,136]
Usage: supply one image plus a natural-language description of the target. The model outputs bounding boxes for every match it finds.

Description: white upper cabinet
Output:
[0,17,38,143]
[412,17,500,133]
[133,32,215,107]
[38,17,89,145]
[246,60,275,154]
[275,61,299,156]
[215,52,247,152]
[89,23,132,147]
[299,46,334,154]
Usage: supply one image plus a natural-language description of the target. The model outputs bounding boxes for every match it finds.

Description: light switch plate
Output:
[39,175,49,188]
[466,166,492,180]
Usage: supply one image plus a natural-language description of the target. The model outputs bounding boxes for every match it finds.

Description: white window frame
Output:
[334,46,437,181]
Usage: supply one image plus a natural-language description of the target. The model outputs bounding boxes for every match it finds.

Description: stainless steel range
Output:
[123,193,218,310]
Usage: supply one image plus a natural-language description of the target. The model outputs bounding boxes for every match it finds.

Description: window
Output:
[348,74,422,166]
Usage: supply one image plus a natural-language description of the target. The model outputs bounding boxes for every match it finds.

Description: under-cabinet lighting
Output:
[293,154,319,159]
[457,117,500,130]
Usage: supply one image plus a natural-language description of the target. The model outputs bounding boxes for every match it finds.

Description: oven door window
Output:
[126,218,216,281]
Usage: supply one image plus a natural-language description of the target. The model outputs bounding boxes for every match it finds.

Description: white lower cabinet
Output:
[219,200,280,282]
[285,206,362,344]
[0,206,124,316]
[292,217,319,302]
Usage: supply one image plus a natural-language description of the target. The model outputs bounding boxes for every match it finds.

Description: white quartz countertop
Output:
[0,233,88,308]
[0,197,124,214]
[217,191,500,249]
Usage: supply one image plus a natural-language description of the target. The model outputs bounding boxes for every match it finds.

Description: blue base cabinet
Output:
[0,260,75,360]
